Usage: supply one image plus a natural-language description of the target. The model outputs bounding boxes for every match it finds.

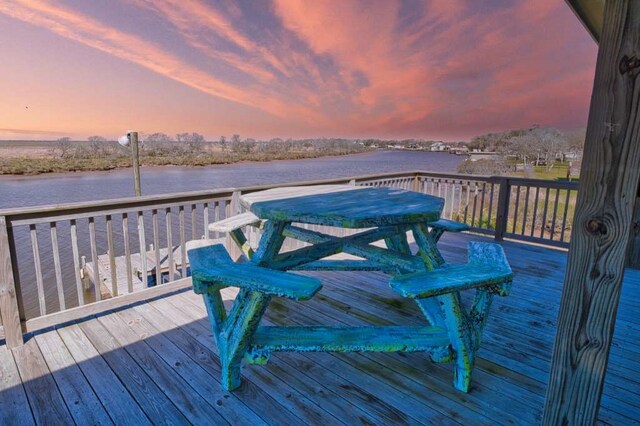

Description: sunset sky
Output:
[0,0,597,141]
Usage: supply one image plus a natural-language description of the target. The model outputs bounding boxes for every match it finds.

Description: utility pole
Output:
[118,131,142,196]
[130,132,142,196]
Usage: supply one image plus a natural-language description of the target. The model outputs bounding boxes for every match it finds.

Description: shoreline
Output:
[0,150,384,181]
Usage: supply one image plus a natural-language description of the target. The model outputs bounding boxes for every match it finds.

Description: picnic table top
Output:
[240,185,444,228]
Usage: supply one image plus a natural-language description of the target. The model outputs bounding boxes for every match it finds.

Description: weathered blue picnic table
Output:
[189,185,513,392]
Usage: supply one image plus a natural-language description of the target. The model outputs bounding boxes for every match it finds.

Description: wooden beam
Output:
[0,217,24,347]
[543,1,640,424]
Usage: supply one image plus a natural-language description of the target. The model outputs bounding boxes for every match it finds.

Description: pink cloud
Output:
[0,0,597,139]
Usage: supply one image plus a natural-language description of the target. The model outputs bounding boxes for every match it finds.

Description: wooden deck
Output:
[1,233,638,425]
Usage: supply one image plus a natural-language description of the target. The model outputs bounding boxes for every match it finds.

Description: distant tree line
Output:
[458,125,586,176]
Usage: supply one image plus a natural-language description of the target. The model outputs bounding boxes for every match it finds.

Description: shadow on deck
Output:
[1,233,638,425]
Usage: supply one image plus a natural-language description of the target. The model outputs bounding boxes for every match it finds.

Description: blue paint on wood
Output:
[249,187,444,228]
[189,244,322,300]
[190,187,512,393]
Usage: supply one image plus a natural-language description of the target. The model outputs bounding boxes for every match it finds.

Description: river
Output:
[0,150,465,319]
[0,150,463,209]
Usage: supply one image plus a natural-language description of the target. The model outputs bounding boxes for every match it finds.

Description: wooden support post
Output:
[543,2,640,424]
[226,191,243,260]
[0,217,24,347]
[413,173,420,193]
[625,182,640,268]
[130,131,142,197]
[494,177,510,241]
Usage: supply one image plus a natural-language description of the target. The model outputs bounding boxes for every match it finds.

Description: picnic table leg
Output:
[252,220,288,266]
[411,223,445,270]
[434,283,509,392]
[384,226,412,255]
[437,291,476,392]
[229,229,255,260]
[218,288,271,390]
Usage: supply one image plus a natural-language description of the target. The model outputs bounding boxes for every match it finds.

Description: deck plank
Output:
[11,338,74,425]
[34,330,113,425]
[0,346,34,425]
[94,312,231,425]
[77,318,189,424]
[131,300,307,425]
[150,294,344,425]
[56,323,151,425]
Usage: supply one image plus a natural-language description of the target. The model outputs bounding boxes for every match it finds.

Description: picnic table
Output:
[189,184,513,392]
[240,185,447,273]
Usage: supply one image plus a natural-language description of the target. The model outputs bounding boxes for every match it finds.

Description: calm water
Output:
[1,150,464,318]
[0,150,463,209]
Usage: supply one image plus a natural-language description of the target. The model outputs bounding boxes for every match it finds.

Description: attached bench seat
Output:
[189,244,321,300]
[207,212,263,259]
[207,211,262,233]
[425,218,470,242]
[390,242,512,298]
[389,242,512,392]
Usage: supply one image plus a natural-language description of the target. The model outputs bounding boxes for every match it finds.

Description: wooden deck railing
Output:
[0,170,578,347]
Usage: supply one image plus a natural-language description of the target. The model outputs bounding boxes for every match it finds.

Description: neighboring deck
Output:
[1,233,638,425]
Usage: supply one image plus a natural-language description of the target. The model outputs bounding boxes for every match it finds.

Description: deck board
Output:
[0,346,34,426]
[34,330,113,425]
[2,232,639,425]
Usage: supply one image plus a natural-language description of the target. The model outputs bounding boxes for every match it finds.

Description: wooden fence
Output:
[0,171,578,347]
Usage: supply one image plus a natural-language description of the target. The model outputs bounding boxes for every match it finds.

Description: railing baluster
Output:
[449,181,456,219]
[138,211,148,288]
[214,201,221,239]
[560,189,572,242]
[487,182,496,228]
[88,217,101,301]
[521,186,531,235]
[463,181,470,223]
[191,204,197,240]
[204,202,210,239]
[166,208,175,282]
[49,222,65,311]
[29,224,46,315]
[531,187,541,237]
[540,188,551,239]
[179,206,186,277]
[512,185,521,234]
[69,219,84,306]
[106,215,118,297]
[152,209,161,286]
[471,182,479,228]
[550,188,561,241]
[456,180,464,220]
[122,213,133,293]
[479,182,487,228]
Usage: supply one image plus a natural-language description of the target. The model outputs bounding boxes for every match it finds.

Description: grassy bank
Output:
[0,149,372,175]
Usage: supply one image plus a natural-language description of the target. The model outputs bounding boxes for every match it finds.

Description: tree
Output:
[176,132,205,153]
[219,135,227,152]
[531,127,567,171]
[87,135,108,156]
[54,137,72,158]
[144,133,173,144]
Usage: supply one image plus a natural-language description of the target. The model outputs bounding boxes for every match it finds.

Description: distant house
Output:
[449,146,469,155]
[429,142,448,152]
